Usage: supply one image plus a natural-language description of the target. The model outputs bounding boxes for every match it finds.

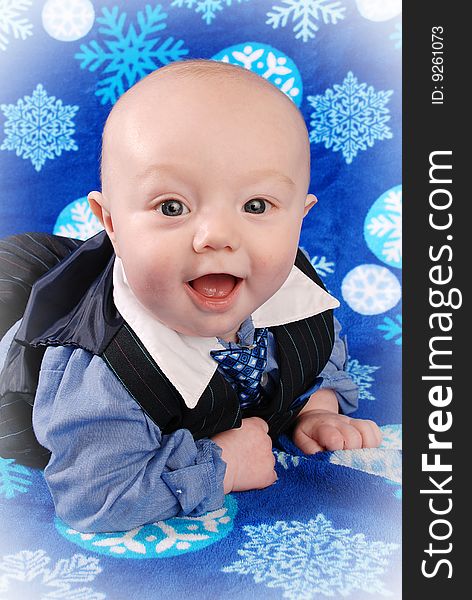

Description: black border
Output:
[403,3,466,597]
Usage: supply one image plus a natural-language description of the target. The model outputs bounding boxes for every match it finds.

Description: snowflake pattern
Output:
[379,424,402,450]
[0,549,105,599]
[346,357,380,401]
[330,448,402,484]
[56,495,237,559]
[75,4,189,105]
[213,43,303,106]
[274,449,303,469]
[0,458,33,499]
[171,0,250,25]
[41,0,95,42]
[0,84,79,172]
[266,0,346,43]
[53,198,104,240]
[341,264,401,315]
[365,185,402,269]
[222,514,399,598]
[0,0,33,51]
[308,72,393,164]
[377,314,402,345]
[310,255,335,277]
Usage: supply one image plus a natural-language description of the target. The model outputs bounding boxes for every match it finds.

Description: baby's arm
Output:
[291,316,381,453]
[33,345,227,533]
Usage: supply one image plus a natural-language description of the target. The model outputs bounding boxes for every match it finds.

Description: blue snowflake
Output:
[0,84,79,172]
[378,314,402,346]
[171,0,250,25]
[266,0,346,42]
[75,4,189,105]
[0,457,33,499]
[308,72,393,164]
[347,357,380,401]
[390,22,402,50]
[222,514,399,598]
[0,0,33,51]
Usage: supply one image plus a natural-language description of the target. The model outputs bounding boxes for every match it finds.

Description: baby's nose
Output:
[192,211,241,252]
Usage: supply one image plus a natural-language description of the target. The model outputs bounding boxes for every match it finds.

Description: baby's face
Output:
[91,75,316,341]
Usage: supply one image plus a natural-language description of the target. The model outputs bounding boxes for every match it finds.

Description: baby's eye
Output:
[157,199,189,217]
[244,198,268,214]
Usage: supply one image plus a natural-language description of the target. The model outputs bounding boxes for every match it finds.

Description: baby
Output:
[0,59,381,532]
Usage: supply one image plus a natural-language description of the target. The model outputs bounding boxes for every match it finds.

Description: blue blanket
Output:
[0,1,401,597]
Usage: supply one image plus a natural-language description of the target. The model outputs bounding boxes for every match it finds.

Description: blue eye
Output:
[158,200,189,216]
[244,199,267,214]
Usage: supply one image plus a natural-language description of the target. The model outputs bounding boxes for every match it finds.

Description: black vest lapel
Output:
[102,322,243,440]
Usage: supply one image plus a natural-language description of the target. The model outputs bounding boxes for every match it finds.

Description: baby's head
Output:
[88,59,317,342]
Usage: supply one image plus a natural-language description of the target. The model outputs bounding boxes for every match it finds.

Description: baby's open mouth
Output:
[189,273,240,298]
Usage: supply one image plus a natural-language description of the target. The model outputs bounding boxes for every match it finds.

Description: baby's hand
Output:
[292,409,382,454]
[211,417,277,494]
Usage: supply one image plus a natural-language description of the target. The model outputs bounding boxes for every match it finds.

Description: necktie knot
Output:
[210,327,269,409]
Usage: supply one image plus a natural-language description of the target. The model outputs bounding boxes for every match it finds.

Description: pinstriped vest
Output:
[102,249,334,442]
[0,232,334,466]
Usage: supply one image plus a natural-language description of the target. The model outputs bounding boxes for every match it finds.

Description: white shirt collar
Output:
[112,257,339,409]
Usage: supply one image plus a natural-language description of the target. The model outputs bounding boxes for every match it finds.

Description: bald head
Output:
[99,59,311,191]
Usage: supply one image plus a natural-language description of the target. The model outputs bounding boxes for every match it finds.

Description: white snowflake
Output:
[171,0,250,25]
[42,0,95,42]
[330,448,402,483]
[0,0,33,52]
[0,457,33,499]
[365,188,402,267]
[308,72,393,164]
[346,357,380,401]
[0,549,105,599]
[75,5,189,105]
[266,0,346,43]
[222,514,399,598]
[54,199,103,240]
[310,255,335,277]
[341,264,401,316]
[0,84,79,172]
[377,313,402,345]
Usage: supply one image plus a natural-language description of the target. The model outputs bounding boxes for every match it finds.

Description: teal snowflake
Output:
[0,0,33,51]
[0,457,33,499]
[171,0,250,25]
[266,0,346,43]
[75,4,189,105]
[0,84,79,172]
[308,72,393,164]
[347,357,380,401]
[222,514,399,598]
[378,314,402,345]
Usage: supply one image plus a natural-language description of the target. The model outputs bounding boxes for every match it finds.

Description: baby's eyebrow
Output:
[140,164,295,188]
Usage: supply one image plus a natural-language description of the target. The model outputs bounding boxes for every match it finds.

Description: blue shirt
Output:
[0,316,357,533]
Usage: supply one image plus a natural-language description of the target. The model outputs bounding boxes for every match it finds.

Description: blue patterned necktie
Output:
[210,327,269,409]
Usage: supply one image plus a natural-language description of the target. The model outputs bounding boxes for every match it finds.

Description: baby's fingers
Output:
[315,424,345,451]
[292,428,325,455]
[351,419,383,448]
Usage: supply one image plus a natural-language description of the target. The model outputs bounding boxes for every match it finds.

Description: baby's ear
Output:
[88,191,118,251]
[303,194,318,217]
